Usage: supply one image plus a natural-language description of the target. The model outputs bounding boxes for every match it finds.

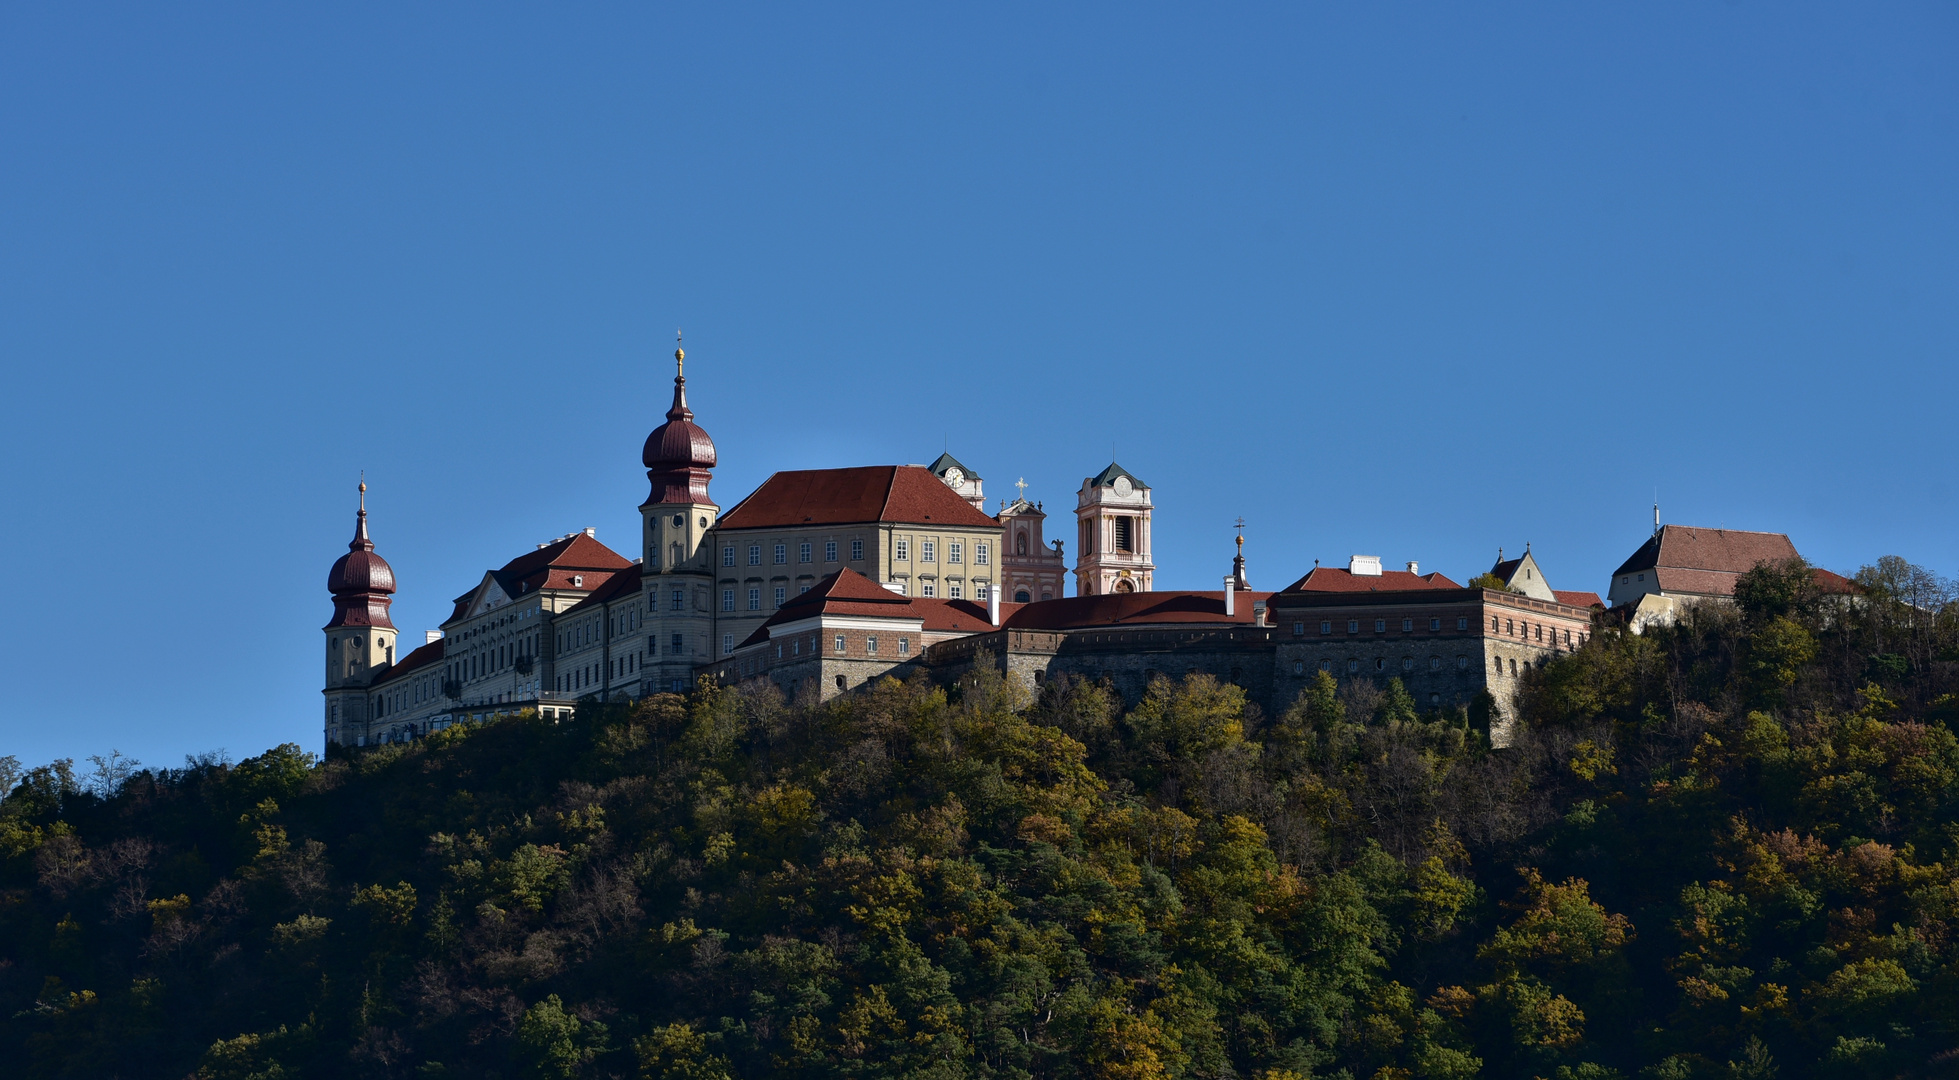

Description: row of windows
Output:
[1490,616,1576,645]
[726,539,867,566]
[1290,654,1540,678]
[891,539,988,565]
[1287,614,1583,648]
[1293,655,1474,675]
[729,631,914,668]
[719,580,988,612]
[554,650,647,694]
[1295,616,1469,635]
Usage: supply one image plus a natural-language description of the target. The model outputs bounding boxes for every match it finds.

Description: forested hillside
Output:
[3,556,1958,1079]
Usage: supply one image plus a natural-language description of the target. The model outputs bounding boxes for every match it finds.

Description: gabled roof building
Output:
[1606,523,1854,631]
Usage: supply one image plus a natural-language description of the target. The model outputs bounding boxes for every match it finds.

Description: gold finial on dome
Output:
[359,472,367,510]
[675,329,685,377]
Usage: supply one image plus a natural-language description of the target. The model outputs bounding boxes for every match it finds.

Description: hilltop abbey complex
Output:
[324,344,1835,750]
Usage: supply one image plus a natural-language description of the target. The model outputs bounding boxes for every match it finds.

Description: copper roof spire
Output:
[667,330,694,422]
[326,474,396,628]
[642,328,716,504]
[352,474,372,550]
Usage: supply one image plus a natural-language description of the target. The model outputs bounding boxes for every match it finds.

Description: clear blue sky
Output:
[2,4,1953,770]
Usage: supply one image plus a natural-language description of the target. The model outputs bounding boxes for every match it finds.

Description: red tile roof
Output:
[1001,590,1273,630]
[368,636,445,688]
[1611,526,1799,582]
[1276,566,1463,593]
[1812,568,1861,595]
[563,564,645,614]
[736,569,998,648]
[446,533,634,621]
[1553,590,1606,610]
[719,466,1001,531]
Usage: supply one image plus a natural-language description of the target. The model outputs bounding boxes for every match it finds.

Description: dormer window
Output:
[572,575,584,587]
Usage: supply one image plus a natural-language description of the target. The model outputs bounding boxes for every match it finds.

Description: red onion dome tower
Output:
[640,341,716,505]
[325,481,397,630]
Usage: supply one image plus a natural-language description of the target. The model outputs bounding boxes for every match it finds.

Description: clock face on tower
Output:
[1113,476,1132,496]
[946,468,963,485]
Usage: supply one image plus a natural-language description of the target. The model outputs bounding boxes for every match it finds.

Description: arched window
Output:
[1015,589,1031,603]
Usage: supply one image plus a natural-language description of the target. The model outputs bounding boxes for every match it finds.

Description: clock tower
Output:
[1074,463,1154,595]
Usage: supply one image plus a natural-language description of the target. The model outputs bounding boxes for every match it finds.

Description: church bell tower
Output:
[323,481,397,747]
[639,336,719,694]
[1074,463,1154,595]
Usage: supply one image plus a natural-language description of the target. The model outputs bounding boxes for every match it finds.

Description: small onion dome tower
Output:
[1230,529,1252,592]
[641,339,717,506]
[325,480,397,631]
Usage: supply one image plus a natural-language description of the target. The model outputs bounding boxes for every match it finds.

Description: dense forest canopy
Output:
[4,555,1958,1079]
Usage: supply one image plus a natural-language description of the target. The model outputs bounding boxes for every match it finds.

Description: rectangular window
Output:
[773,543,787,564]
[1348,620,1360,634]
[825,540,838,562]
[898,637,909,656]
[773,585,786,606]
[1402,618,1413,632]
[867,636,879,656]
[722,589,734,611]
[1375,619,1386,633]
[895,538,909,561]
[1457,617,1469,630]
[975,543,989,565]
[949,582,963,599]
[834,634,846,653]
[1430,618,1441,631]
[670,633,684,655]
[799,541,812,563]
[949,542,962,564]
[748,588,761,610]
[748,545,762,566]
[851,538,864,561]
[1319,620,1331,635]
[722,633,733,655]
[671,588,684,611]
[722,546,735,567]
[922,540,936,563]
[799,583,812,594]
[975,582,988,601]
[1491,616,1500,631]
[922,581,936,597]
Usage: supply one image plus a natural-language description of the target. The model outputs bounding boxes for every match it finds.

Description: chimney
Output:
[1349,555,1383,577]
[1223,576,1235,617]
[1252,599,1267,627]
[1406,561,1419,575]
[583,527,596,538]
[989,583,1002,627]
[426,630,443,645]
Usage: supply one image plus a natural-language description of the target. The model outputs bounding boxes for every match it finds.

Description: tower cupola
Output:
[326,481,397,630]
[641,339,716,506]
